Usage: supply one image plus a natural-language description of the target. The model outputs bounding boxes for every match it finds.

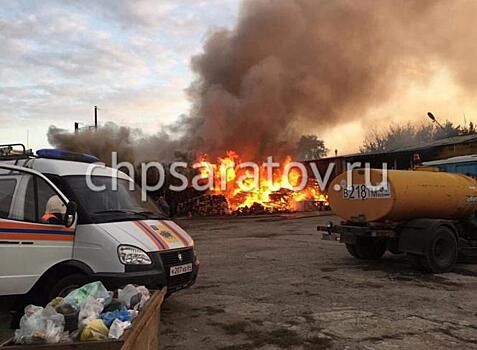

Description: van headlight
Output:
[118,245,152,265]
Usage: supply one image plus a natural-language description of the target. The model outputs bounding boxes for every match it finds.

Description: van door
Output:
[0,166,75,296]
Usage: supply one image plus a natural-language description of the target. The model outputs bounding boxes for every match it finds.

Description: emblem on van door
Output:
[178,253,183,262]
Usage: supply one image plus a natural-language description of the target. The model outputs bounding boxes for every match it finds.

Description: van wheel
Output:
[354,238,387,260]
[420,227,457,273]
[47,274,90,300]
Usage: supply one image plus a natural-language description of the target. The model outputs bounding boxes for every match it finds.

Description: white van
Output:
[0,144,199,308]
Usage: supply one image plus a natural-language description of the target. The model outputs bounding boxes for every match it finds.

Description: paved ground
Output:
[161,214,477,349]
[2,214,477,349]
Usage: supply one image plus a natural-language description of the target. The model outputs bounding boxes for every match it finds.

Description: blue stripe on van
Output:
[0,228,74,235]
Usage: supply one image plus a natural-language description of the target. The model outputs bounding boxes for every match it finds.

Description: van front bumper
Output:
[91,269,169,291]
[91,247,199,293]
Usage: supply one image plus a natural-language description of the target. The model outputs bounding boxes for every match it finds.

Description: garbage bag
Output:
[61,281,110,309]
[79,319,109,342]
[55,302,76,315]
[55,301,79,331]
[118,284,142,309]
[108,319,131,340]
[100,308,131,327]
[47,297,63,309]
[14,305,65,345]
[78,296,104,329]
[135,286,151,310]
[103,298,122,313]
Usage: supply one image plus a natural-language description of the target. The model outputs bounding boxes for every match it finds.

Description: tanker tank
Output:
[328,168,477,222]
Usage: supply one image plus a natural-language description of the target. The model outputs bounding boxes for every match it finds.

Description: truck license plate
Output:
[170,263,193,276]
[343,184,391,200]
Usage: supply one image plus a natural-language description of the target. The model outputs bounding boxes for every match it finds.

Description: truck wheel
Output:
[387,239,402,255]
[407,254,426,270]
[388,246,402,255]
[420,227,457,273]
[346,244,359,258]
[355,238,387,260]
[47,274,90,301]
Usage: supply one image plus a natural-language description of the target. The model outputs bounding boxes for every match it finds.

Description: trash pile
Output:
[14,282,151,345]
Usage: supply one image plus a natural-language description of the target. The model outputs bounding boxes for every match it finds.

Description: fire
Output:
[195,151,328,213]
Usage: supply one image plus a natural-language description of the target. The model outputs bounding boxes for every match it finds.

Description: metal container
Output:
[328,168,477,222]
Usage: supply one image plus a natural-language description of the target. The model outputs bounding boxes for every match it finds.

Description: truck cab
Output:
[0,144,199,307]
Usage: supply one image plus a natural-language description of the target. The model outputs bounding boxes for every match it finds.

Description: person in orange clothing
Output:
[40,195,66,225]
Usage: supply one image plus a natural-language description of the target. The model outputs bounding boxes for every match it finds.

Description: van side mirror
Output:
[65,201,77,227]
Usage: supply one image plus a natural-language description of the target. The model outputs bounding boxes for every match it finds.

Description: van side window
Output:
[0,172,35,222]
[37,177,66,225]
[0,169,66,225]
[0,179,17,218]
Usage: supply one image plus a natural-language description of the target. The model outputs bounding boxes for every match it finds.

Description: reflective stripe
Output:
[0,220,75,241]
[0,233,74,241]
[160,220,190,247]
[0,221,75,232]
[0,228,73,235]
[132,221,167,250]
[139,221,171,250]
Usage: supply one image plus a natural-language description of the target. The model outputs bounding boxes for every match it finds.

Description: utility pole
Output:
[94,105,98,130]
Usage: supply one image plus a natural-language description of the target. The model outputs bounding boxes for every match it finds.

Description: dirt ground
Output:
[2,214,477,349]
[161,214,477,350]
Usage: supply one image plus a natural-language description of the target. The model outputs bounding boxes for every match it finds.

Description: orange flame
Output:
[195,151,328,213]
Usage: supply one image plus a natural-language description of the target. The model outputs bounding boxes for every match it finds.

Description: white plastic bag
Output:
[44,319,64,344]
[118,284,142,309]
[135,286,151,310]
[108,319,131,339]
[78,296,104,329]
[14,305,65,344]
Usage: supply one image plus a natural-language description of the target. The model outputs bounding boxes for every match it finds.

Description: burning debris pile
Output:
[177,195,230,217]
[176,151,328,217]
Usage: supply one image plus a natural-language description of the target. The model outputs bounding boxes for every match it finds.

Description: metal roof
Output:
[346,134,477,158]
[423,154,477,166]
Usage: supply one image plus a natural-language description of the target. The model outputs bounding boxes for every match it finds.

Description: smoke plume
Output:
[48,0,477,162]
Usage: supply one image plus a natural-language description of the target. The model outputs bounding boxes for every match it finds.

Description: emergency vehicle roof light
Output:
[36,149,100,163]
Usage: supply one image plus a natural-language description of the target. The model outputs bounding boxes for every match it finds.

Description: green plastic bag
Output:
[62,281,110,309]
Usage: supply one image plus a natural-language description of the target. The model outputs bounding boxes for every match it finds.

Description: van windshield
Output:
[63,176,167,223]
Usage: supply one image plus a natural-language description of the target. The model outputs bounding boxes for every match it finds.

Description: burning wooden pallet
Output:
[177,194,230,217]
[176,193,329,217]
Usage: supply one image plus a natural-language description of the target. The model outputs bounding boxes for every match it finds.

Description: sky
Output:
[2,0,477,156]
[0,0,239,150]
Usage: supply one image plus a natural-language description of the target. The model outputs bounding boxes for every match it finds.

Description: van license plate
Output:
[170,263,193,276]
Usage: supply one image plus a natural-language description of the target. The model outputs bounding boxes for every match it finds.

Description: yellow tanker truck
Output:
[318,156,477,273]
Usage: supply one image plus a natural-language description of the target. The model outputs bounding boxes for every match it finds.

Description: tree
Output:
[295,135,329,160]
[360,120,476,154]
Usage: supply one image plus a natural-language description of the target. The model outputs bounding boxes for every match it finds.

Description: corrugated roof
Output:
[305,134,477,163]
